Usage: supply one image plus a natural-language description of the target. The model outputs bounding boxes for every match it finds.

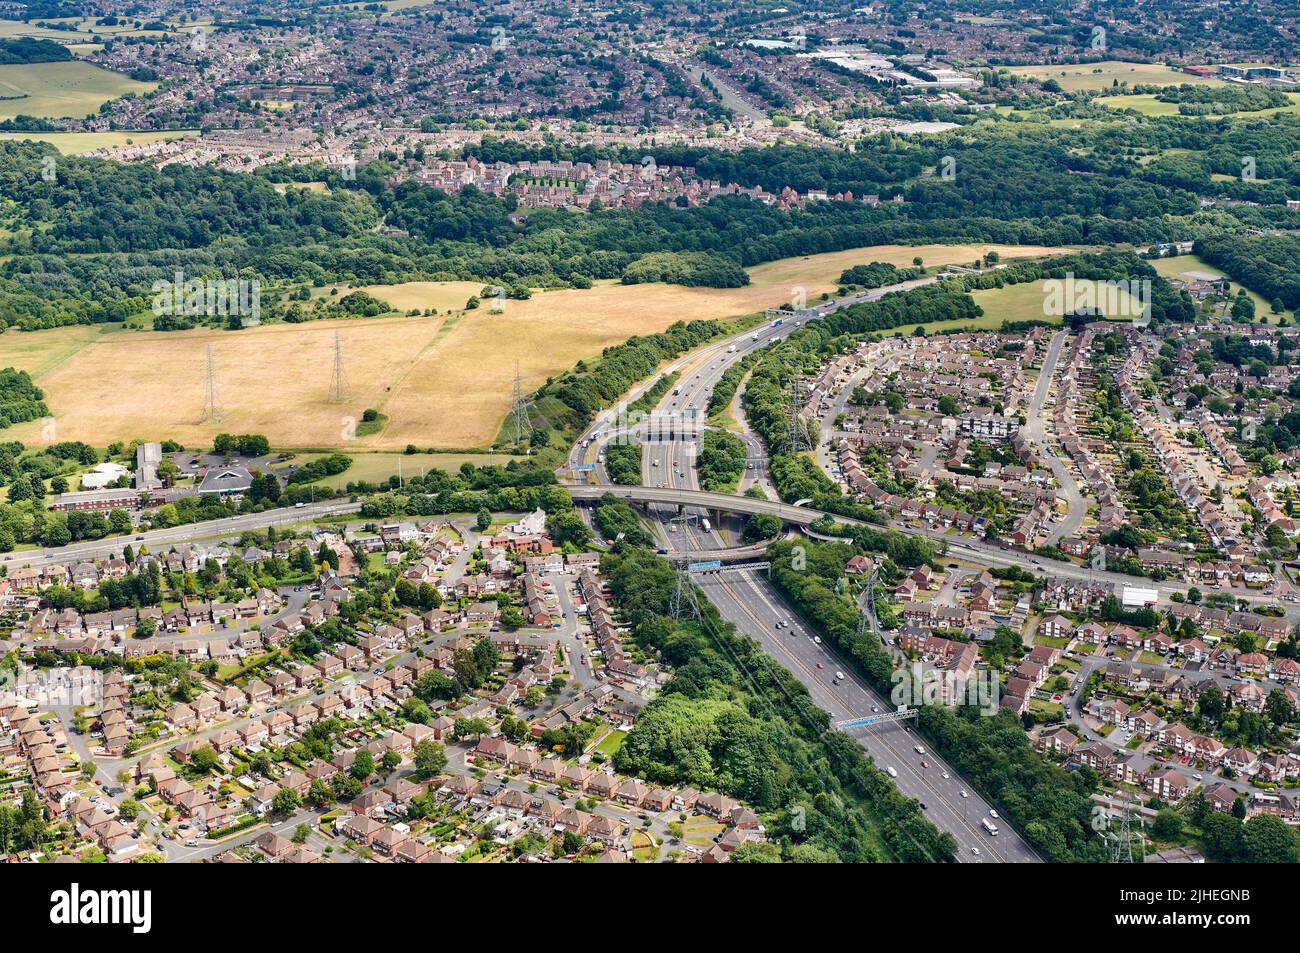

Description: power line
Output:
[784,374,814,453]
[328,330,348,403]
[201,344,224,422]
[510,360,533,446]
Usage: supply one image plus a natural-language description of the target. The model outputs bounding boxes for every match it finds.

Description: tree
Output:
[1199,811,1244,862]
[108,508,132,535]
[413,739,447,779]
[1266,688,1294,726]
[1243,813,1300,863]
[476,507,492,531]
[272,788,302,815]
[349,749,374,781]
[307,779,333,807]
[1197,685,1225,721]
[549,510,590,547]
[190,745,219,774]
[1151,809,1183,840]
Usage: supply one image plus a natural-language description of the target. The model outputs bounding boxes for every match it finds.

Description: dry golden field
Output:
[1,243,1071,450]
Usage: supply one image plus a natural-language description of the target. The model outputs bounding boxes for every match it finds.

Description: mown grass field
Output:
[1102,91,1300,118]
[0,61,156,120]
[1010,61,1226,92]
[1150,254,1275,317]
[957,278,1146,334]
[0,243,1071,451]
[294,451,525,488]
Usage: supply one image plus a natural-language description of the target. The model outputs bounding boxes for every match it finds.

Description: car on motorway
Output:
[920,802,928,811]
[886,767,897,778]
[960,790,969,798]
[812,636,821,644]
[989,810,999,819]
[971,847,980,857]
[914,745,926,755]
[815,662,823,669]
[834,671,845,681]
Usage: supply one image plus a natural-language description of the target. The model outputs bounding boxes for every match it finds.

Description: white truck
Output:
[981,817,999,836]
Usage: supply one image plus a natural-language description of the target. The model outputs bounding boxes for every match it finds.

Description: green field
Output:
[0,61,156,120]
[1011,61,1226,92]
[292,451,526,488]
[0,129,195,153]
[893,276,1147,336]
[1103,91,1300,118]
[593,729,627,757]
[1150,254,1277,318]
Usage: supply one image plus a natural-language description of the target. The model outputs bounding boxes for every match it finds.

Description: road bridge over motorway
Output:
[567,483,1292,616]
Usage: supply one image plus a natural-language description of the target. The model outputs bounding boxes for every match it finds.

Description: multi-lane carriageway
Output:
[564,278,1042,862]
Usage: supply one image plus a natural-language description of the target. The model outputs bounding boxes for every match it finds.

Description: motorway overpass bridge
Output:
[569,484,824,526]
[563,483,1247,611]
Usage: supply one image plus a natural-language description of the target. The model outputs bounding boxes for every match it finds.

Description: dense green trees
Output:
[0,368,49,431]
[0,37,72,64]
[603,442,642,485]
[3,113,1292,333]
[1198,235,1300,312]
[603,544,955,862]
[768,537,1107,862]
[694,429,747,492]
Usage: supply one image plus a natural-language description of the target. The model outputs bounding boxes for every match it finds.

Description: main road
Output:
[0,500,362,570]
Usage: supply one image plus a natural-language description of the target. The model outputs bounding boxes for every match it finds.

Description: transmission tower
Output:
[510,360,533,446]
[784,375,814,453]
[1107,803,1145,863]
[328,331,349,403]
[201,344,224,422]
[669,568,701,623]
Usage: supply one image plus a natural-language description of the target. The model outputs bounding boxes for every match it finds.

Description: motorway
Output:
[564,273,941,482]
[700,568,1038,861]
[593,291,1041,863]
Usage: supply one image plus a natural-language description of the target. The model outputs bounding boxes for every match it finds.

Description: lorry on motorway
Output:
[772,318,783,327]
[701,518,712,532]
[727,344,737,353]
[981,818,999,836]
